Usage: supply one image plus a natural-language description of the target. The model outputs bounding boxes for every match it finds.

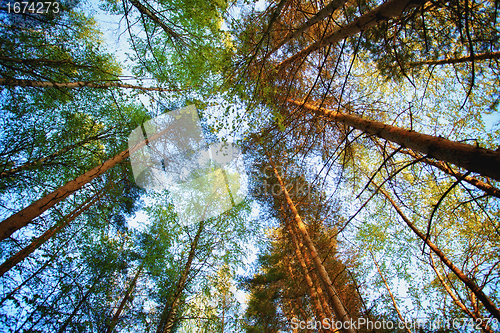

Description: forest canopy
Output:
[0,0,499,332]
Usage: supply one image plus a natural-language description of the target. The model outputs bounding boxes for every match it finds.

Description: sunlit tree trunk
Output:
[0,124,173,242]
[284,222,331,332]
[156,221,204,333]
[429,253,494,333]
[0,191,104,277]
[277,0,429,69]
[270,158,355,333]
[0,78,177,92]
[291,99,500,181]
[375,140,500,199]
[374,181,500,320]
[283,206,334,320]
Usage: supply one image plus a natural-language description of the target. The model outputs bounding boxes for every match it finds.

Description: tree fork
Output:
[0,123,174,242]
[290,99,500,182]
[270,158,355,333]
[374,182,500,320]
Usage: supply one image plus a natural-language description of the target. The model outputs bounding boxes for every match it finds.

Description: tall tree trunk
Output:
[370,251,410,333]
[0,123,173,242]
[277,0,429,69]
[0,225,84,306]
[106,261,146,333]
[284,221,331,332]
[267,0,348,58]
[408,51,500,67]
[290,99,500,182]
[156,221,204,333]
[107,230,163,333]
[0,78,177,92]
[375,139,500,199]
[0,190,104,277]
[429,254,494,333]
[374,181,500,320]
[283,205,334,320]
[270,158,355,333]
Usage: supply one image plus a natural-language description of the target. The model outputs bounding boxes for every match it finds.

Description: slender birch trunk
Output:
[267,0,348,58]
[277,0,429,69]
[374,182,500,320]
[156,221,204,333]
[0,123,172,242]
[0,78,177,92]
[0,191,104,277]
[290,99,500,182]
[370,251,411,333]
[429,254,494,333]
[270,158,355,333]
[408,51,500,67]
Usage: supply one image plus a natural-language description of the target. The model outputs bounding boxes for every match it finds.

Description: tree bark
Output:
[128,0,182,41]
[429,253,494,333]
[156,221,204,333]
[283,205,334,320]
[0,123,173,242]
[267,0,348,58]
[270,158,355,333]
[375,140,500,199]
[0,78,178,92]
[374,182,500,320]
[277,0,429,69]
[0,191,103,277]
[106,260,146,333]
[284,219,331,331]
[408,51,500,67]
[291,99,500,182]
